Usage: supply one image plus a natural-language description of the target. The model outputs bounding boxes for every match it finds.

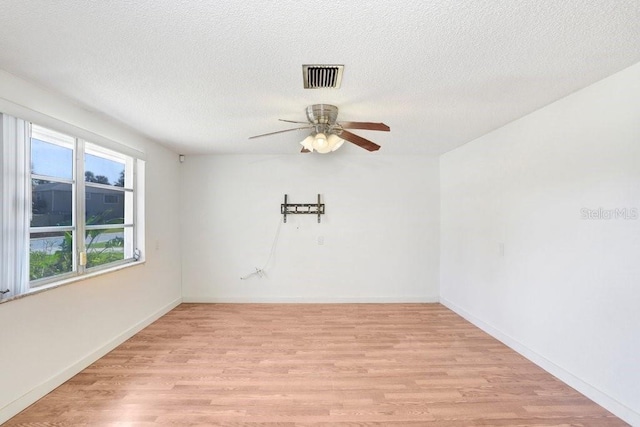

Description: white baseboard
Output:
[182,295,439,303]
[0,297,182,425]
[440,297,639,426]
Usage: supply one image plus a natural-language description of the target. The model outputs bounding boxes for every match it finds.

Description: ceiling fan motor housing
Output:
[306,104,338,125]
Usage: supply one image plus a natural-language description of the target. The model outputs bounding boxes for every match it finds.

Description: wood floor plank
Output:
[5,303,628,426]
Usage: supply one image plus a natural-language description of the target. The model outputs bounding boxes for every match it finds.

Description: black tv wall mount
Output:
[281,194,325,223]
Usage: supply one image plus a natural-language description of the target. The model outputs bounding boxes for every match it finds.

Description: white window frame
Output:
[80,141,136,275]
[1,116,145,301]
[29,124,77,286]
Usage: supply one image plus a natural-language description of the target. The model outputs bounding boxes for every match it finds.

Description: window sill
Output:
[0,259,146,305]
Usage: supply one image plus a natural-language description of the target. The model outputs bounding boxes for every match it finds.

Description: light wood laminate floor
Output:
[6,304,627,426]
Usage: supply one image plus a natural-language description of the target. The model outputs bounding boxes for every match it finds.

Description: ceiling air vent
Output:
[303,65,344,89]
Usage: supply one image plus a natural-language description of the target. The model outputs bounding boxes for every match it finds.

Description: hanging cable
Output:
[240,217,283,280]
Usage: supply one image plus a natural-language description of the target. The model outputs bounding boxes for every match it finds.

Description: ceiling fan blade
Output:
[279,119,311,125]
[340,130,381,152]
[249,125,313,139]
[339,121,390,132]
[301,147,311,153]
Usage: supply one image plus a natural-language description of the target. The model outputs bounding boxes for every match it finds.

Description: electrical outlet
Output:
[318,236,324,245]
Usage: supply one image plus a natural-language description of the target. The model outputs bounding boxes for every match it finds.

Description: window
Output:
[30,127,75,281]
[1,114,144,300]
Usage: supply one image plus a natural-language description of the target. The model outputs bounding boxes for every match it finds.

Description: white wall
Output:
[181,154,440,302]
[440,62,640,425]
[0,70,182,423]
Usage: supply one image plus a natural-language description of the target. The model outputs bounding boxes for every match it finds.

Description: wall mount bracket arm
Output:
[281,194,325,223]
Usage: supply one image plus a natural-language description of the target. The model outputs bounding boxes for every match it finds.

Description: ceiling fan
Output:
[249,104,390,153]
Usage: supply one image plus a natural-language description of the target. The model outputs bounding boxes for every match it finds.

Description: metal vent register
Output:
[303,65,344,89]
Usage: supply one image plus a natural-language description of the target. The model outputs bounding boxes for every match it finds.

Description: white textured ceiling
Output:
[0,1,639,155]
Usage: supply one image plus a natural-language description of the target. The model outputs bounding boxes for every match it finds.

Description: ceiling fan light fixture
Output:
[312,132,332,153]
[327,133,344,152]
[300,134,315,152]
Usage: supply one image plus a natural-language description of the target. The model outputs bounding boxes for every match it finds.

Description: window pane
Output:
[31,180,73,227]
[30,231,74,282]
[86,187,125,225]
[85,153,125,187]
[86,228,125,268]
[31,138,73,180]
